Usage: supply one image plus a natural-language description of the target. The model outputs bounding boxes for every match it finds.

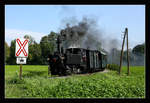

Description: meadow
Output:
[5,65,145,98]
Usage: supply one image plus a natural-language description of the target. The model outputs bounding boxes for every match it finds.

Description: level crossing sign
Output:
[15,38,29,58]
[15,38,29,79]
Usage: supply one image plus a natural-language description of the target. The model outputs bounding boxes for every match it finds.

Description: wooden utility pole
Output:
[19,64,22,79]
[119,30,126,75]
[126,28,130,75]
[119,28,130,75]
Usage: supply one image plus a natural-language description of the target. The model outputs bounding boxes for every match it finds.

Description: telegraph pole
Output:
[119,28,130,75]
[119,30,126,75]
[126,28,130,75]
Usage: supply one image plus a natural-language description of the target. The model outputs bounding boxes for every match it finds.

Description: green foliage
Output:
[40,31,57,64]
[5,65,145,98]
[27,43,42,65]
[132,43,145,54]
[7,40,16,65]
[40,36,53,57]
[107,64,119,71]
[24,35,36,46]
[122,44,145,66]
[6,33,58,65]
[23,35,43,65]
[5,42,10,64]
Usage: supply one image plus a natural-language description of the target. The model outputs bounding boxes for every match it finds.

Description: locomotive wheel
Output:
[72,67,78,74]
[65,66,72,75]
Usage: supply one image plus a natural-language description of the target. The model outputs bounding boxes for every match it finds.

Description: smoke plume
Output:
[60,17,106,50]
[59,17,145,66]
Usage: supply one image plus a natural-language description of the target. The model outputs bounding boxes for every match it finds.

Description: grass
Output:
[5,65,145,98]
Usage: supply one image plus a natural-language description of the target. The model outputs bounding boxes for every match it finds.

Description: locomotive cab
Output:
[66,48,86,64]
[65,48,87,74]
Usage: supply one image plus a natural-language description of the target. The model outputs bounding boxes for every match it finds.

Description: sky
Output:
[5,5,145,50]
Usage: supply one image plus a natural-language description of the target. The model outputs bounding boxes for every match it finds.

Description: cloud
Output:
[5,29,47,46]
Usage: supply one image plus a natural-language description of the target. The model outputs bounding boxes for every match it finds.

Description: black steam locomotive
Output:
[47,36,107,76]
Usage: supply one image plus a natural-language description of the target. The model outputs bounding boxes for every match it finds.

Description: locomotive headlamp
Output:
[53,58,57,62]
[82,56,86,62]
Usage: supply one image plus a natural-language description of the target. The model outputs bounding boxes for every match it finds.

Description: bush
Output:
[107,64,119,71]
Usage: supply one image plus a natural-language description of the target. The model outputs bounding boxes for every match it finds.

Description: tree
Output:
[132,43,145,54]
[24,35,43,65]
[7,39,16,64]
[24,35,35,46]
[121,43,145,66]
[27,43,42,65]
[47,31,58,53]
[40,31,58,64]
[5,42,10,64]
[131,43,145,66]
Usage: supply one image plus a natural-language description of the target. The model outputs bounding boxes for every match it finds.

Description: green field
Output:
[5,65,145,98]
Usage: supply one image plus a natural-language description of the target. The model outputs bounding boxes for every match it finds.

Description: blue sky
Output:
[5,5,145,50]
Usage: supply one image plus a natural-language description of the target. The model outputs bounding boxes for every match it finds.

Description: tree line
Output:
[107,43,145,66]
[5,31,145,65]
[5,31,58,65]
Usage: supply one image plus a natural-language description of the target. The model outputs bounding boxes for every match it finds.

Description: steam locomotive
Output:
[47,35,107,76]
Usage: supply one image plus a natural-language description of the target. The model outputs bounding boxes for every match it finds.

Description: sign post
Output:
[15,38,28,79]
[19,64,22,79]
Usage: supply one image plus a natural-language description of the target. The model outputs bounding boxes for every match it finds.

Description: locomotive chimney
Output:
[56,35,61,54]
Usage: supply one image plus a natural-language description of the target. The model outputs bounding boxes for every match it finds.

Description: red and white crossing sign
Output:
[15,38,29,57]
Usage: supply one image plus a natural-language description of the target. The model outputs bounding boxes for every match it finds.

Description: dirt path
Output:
[100,69,109,73]
[48,69,109,79]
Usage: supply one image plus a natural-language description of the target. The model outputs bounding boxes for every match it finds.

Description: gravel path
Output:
[48,69,109,79]
[100,69,109,73]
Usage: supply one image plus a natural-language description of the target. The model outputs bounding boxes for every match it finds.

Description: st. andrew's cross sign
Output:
[15,38,29,79]
[15,38,29,58]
